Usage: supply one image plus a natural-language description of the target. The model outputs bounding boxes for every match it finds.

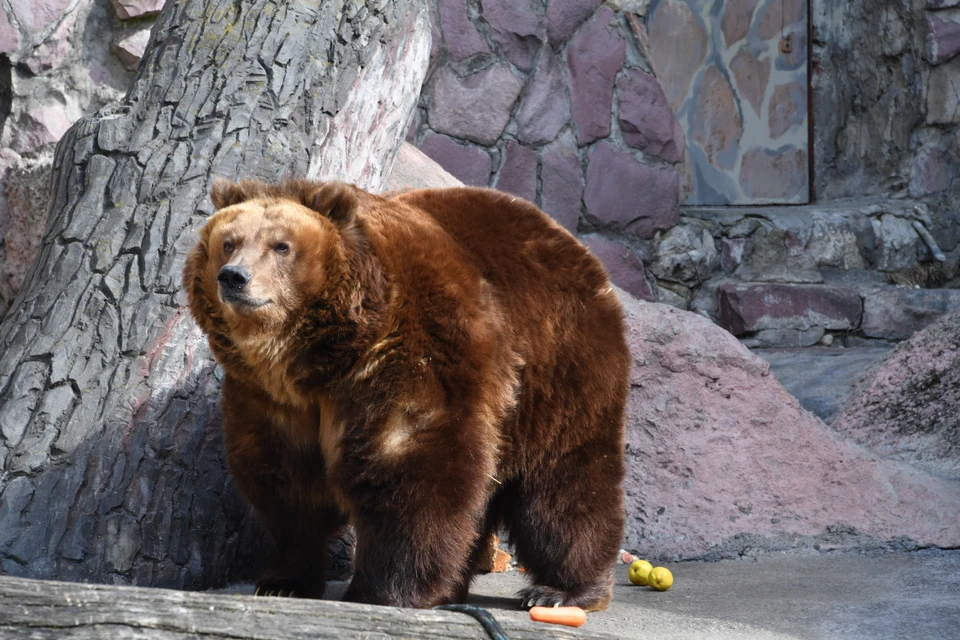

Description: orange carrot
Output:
[529,606,587,627]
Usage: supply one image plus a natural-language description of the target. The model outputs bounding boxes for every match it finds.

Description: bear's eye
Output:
[223,241,235,255]
[273,242,290,255]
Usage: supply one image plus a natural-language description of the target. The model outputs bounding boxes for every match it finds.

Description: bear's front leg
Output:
[221,378,346,598]
[340,431,493,608]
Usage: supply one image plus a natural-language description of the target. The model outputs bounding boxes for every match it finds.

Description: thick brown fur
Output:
[183,178,629,610]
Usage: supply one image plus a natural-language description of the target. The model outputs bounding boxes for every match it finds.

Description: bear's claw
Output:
[254,585,300,598]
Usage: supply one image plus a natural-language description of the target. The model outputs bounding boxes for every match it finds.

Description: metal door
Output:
[647,0,809,205]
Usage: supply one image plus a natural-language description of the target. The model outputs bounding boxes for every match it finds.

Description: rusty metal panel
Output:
[648,0,810,205]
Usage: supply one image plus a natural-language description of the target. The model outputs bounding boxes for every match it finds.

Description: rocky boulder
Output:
[832,312,960,480]
[620,293,960,560]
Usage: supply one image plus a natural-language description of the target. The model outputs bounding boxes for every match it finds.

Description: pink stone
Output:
[721,237,745,273]
[539,140,582,233]
[768,81,806,139]
[429,65,523,145]
[113,27,152,72]
[718,283,862,335]
[583,141,679,239]
[729,48,770,118]
[566,7,626,145]
[691,65,741,171]
[111,0,165,21]
[721,0,760,48]
[581,235,655,302]
[515,50,570,146]
[418,132,491,187]
[14,107,73,153]
[481,0,545,72]
[437,0,490,61]
[926,10,960,65]
[494,141,538,202]
[383,142,463,192]
[8,0,73,37]
[648,0,708,113]
[546,0,603,47]
[757,0,805,40]
[621,296,960,559]
[0,8,20,55]
[616,68,685,164]
[833,311,960,480]
[739,146,808,201]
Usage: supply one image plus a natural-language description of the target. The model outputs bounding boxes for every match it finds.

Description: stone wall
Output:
[0,0,162,316]
[410,0,685,302]
[812,0,960,205]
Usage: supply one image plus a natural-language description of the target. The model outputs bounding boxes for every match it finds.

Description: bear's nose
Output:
[218,265,251,290]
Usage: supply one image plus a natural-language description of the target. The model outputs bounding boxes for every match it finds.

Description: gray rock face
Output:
[834,312,960,480]
[0,0,429,589]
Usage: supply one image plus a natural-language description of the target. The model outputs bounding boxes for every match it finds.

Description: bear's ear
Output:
[306,181,358,226]
[211,178,253,210]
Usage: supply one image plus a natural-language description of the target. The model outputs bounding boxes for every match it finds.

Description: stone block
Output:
[583,141,679,239]
[539,139,582,233]
[581,234,654,302]
[494,141,538,203]
[437,0,489,61]
[418,133,491,187]
[113,27,151,72]
[874,214,921,272]
[861,287,960,340]
[566,7,625,144]
[111,0,165,20]
[721,0,760,48]
[927,57,960,124]
[13,107,73,153]
[718,283,862,336]
[8,0,73,37]
[927,9,960,64]
[515,50,570,146]
[616,68,684,164]
[481,0,545,72]
[429,65,523,145]
[650,223,718,284]
[546,0,603,46]
[742,327,826,349]
[721,237,744,273]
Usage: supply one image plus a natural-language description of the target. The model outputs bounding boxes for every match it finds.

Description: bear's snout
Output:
[218,265,251,290]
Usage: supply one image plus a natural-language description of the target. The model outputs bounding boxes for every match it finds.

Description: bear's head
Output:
[183,178,364,347]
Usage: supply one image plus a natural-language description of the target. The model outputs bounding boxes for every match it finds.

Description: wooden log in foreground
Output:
[0,575,615,639]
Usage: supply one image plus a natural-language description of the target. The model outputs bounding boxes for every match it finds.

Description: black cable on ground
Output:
[434,603,511,640]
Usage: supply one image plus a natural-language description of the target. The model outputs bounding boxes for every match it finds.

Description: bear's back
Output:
[385,188,628,463]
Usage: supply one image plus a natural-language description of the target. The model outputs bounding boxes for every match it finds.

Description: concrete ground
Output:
[275,549,960,639]
[459,549,960,640]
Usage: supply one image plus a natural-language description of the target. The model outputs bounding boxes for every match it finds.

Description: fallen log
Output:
[0,575,614,639]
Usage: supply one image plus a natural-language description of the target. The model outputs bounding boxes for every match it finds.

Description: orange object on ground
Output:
[529,606,587,627]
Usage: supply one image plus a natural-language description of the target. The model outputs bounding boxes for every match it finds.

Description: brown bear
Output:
[183,178,629,611]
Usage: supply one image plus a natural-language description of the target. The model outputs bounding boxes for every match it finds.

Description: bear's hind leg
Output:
[507,441,624,613]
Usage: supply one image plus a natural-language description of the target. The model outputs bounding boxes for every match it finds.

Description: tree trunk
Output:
[0,574,612,640]
[0,0,429,589]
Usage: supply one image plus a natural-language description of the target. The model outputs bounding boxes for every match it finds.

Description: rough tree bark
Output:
[0,0,429,589]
